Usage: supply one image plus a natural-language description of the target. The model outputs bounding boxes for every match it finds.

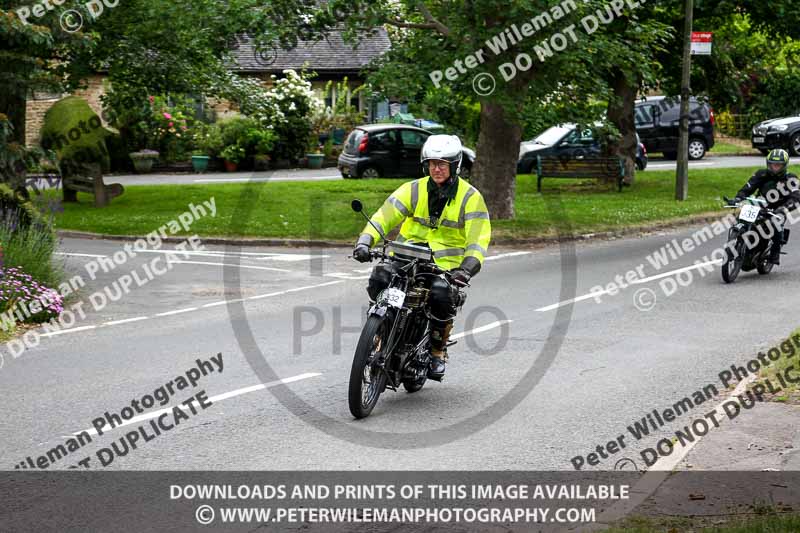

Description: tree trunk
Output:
[471,101,520,220]
[606,68,640,185]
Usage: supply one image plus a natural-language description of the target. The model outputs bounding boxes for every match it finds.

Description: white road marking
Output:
[324,273,370,280]
[256,255,330,262]
[647,162,714,169]
[103,317,149,326]
[536,260,723,312]
[55,252,108,258]
[73,372,323,437]
[155,308,198,317]
[40,325,97,338]
[165,260,291,273]
[536,291,610,312]
[485,252,532,261]
[33,280,346,338]
[38,250,528,337]
[451,320,513,340]
[630,259,722,285]
[193,176,340,183]
[137,249,328,262]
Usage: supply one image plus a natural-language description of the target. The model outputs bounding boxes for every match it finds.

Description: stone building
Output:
[24,29,391,146]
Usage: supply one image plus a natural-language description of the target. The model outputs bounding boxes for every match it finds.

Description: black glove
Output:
[449,268,471,286]
[353,244,371,263]
[729,196,743,206]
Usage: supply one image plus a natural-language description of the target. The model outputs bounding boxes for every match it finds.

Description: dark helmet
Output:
[766,148,789,177]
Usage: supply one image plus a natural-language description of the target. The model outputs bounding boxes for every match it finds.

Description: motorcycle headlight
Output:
[771,125,789,132]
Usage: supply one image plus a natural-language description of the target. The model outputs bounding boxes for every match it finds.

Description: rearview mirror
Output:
[351,199,363,213]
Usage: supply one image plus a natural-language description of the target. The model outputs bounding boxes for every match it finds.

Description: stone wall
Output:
[25,74,107,147]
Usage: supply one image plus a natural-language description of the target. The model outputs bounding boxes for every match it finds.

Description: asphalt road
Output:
[89,155,763,187]
[1,213,797,472]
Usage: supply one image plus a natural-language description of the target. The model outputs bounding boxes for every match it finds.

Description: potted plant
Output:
[129,149,159,174]
[220,144,245,172]
[306,149,324,169]
[191,150,210,173]
[305,134,324,170]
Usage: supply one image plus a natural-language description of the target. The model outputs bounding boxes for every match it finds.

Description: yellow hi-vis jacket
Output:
[359,176,492,270]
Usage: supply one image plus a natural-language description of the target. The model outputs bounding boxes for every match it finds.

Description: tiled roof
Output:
[230,29,391,73]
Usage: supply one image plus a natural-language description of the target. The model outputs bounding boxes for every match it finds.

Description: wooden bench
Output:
[61,163,124,207]
[536,155,626,192]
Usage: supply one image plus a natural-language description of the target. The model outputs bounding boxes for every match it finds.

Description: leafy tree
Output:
[257,1,646,218]
[0,1,93,142]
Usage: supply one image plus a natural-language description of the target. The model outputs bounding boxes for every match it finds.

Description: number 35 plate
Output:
[381,288,406,308]
[739,205,760,222]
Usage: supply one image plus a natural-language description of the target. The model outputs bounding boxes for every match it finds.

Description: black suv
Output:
[751,116,800,156]
[338,124,475,179]
[635,96,715,160]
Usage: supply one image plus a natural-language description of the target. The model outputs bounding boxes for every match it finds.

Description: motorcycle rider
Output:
[731,148,800,265]
[353,134,491,380]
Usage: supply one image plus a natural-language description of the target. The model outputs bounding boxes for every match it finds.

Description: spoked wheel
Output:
[721,238,745,283]
[348,315,389,419]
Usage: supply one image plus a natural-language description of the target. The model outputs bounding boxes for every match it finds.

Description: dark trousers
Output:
[367,261,458,354]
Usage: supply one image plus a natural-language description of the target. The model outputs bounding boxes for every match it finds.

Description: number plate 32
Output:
[739,205,760,223]
[380,288,406,308]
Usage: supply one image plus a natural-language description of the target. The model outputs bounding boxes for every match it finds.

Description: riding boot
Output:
[428,320,453,380]
[769,241,782,265]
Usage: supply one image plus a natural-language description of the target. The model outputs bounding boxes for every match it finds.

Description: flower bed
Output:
[0,267,63,324]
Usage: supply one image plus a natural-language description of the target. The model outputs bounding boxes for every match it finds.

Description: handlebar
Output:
[722,197,785,220]
[347,247,470,287]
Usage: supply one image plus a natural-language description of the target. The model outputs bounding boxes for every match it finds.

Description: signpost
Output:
[691,32,712,55]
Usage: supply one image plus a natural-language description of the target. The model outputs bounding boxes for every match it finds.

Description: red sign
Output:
[691,32,713,55]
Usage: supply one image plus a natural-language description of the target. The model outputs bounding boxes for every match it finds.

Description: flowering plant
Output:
[215,70,321,161]
[0,267,63,323]
[141,95,196,161]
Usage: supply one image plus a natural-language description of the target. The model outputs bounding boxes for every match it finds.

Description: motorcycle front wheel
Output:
[348,315,389,419]
[721,238,745,284]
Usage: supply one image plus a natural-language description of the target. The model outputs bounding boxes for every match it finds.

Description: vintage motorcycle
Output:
[721,195,790,283]
[347,200,466,419]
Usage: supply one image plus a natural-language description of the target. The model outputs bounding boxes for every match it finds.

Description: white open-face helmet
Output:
[421,134,462,177]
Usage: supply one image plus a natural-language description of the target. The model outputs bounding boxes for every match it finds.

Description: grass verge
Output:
[709,141,760,156]
[751,327,800,404]
[49,166,792,242]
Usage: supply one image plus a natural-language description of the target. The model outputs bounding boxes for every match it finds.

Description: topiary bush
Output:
[39,96,117,175]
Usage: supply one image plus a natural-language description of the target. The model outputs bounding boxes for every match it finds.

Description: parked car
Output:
[338,124,475,179]
[634,96,715,160]
[751,116,800,156]
[516,124,647,174]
